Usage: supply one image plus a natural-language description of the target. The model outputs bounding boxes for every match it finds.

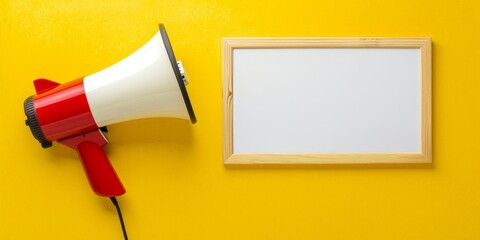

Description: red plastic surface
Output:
[33,78,98,141]
[59,130,126,197]
[33,78,61,94]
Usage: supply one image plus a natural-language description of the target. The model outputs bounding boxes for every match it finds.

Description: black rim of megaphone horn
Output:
[159,24,197,124]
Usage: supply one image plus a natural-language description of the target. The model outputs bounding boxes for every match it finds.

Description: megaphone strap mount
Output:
[33,78,61,94]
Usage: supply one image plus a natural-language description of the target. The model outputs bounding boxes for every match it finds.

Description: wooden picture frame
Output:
[222,38,431,165]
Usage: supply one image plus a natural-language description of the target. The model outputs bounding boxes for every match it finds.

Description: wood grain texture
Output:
[222,38,432,165]
[222,39,234,162]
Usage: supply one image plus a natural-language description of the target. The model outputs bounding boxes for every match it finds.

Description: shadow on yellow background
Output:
[0,0,479,239]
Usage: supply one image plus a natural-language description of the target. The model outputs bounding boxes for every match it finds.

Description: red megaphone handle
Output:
[77,141,126,197]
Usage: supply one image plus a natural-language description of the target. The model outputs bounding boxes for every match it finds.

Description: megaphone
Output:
[23,24,196,197]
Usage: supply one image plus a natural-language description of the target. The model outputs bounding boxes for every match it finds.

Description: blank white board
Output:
[223,38,431,164]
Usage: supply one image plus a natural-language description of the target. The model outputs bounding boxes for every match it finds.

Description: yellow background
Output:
[1,0,479,239]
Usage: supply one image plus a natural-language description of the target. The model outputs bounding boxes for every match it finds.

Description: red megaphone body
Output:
[24,24,196,197]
